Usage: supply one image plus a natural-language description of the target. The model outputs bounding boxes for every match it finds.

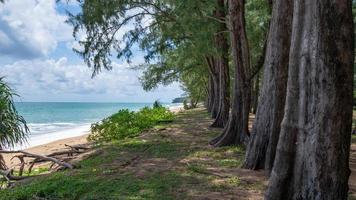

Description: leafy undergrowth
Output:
[89,103,175,142]
[0,108,267,200]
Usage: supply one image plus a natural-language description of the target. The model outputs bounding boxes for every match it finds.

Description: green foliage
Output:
[0,77,28,149]
[246,0,271,69]
[0,109,266,200]
[67,0,272,108]
[152,100,162,108]
[89,105,174,142]
[69,0,217,103]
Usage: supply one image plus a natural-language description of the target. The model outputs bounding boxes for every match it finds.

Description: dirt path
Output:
[133,108,356,199]
[121,108,267,199]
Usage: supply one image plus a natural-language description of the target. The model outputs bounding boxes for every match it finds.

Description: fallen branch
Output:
[0,144,92,184]
[0,169,28,181]
[0,150,73,169]
[65,144,90,151]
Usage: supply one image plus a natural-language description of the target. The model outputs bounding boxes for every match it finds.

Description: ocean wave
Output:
[28,122,92,135]
[12,124,91,150]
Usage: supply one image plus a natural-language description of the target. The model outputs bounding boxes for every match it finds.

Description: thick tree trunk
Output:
[242,0,292,173]
[251,72,259,114]
[266,0,354,199]
[210,0,251,147]
[211,0,230,128]
[250,40,267,114]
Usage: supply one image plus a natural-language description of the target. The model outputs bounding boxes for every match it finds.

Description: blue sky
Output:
[0,0,183,103]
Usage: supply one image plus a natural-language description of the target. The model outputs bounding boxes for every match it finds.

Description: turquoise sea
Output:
[14,102,174,149]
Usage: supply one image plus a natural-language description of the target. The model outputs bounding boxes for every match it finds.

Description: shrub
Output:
[88,105,174,142]
[152,100,163,109]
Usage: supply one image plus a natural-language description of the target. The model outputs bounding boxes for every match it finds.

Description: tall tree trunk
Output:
[207,76,215,113]
[210,0,251,147]
[206,57,220,118]
[242,0,292,173]
[251,72,259,114]
[212,0,230,128]
[250,39,267,114]
[211,73,220,118]
[266,0,354,199]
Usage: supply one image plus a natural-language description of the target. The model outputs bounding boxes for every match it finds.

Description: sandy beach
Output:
[3,134,89,168]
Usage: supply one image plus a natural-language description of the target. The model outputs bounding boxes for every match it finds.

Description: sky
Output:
[0,0,183,103]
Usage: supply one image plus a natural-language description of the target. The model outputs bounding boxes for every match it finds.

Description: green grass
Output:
[217,159,243,168]
[186,163,209,174]
[12,167,50,176]
[0,171,184,200]
[0,139,187,200]
[0,108,265,200]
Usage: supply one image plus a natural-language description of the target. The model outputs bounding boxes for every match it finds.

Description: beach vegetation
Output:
[88,105,174,142]
[0,0,355,198]
[0,78,29,170]
[0,109,264,200]
[0,78,28,149]
[152,100,162,109]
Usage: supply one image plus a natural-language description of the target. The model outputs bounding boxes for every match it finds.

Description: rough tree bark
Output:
[211,0,230,128]
[265,0,354,199]
[251,74,259,114]
[207,76,215,113]
[242,0,292,173]
[210,0,251,146]
[250,38,267,114]
[206,57,220,118]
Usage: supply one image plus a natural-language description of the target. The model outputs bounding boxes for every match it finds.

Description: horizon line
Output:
[14,101,172,104]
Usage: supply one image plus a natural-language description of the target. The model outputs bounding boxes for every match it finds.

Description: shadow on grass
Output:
[0,108,265,200]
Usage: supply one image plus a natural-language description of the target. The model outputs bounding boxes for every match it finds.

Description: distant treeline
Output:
[172,97,186,103]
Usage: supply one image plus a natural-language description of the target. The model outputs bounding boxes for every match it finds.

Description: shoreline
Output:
[15,104,183,150]
[14,124,91,150]
[3,104,184,166]
[3,134,89,168]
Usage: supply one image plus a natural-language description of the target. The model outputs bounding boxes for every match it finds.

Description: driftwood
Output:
[0,144,91,183]
[0,169,27,181]
[65,144,90,151]
[0,150,74,169]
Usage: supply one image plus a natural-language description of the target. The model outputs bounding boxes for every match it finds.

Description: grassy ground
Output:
[0,108,266,200]
[2,108,356,200]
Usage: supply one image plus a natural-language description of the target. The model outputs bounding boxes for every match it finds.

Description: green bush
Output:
[88,105,174,142]
[153,100,162,108]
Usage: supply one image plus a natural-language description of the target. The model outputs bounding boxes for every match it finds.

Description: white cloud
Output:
[0,58,183,102]
[0,0,72,58]
[0,1,183,102]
